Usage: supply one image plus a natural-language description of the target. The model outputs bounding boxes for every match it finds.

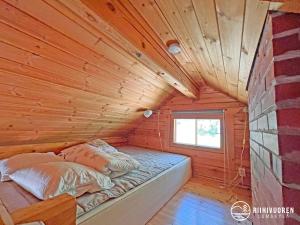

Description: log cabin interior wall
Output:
[0,0,176,149]
[129,86,251,187]
[0,0,264,152]
[1,1,300,224]
[6,0,298,191]
[0,0,263,187]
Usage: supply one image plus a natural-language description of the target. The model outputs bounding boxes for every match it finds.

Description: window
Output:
[172,110,223,150]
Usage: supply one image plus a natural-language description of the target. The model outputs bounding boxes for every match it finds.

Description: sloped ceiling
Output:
[0,0,175,146]
[0,0,277,146]
[82,0,270,102]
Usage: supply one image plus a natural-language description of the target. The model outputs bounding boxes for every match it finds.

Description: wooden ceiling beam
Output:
[261,0,300,13]
[81,0,199,99]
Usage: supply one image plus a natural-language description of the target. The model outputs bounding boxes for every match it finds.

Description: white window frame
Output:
[171,110,224,151]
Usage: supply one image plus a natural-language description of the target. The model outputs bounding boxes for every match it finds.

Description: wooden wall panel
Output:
[0,0,175,148]
[129,86,251,188]
[0,0,253,179]
[0,136,128,159]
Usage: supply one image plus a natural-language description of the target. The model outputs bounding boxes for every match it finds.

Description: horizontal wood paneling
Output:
[0,0,175,147]
[0,0,253,178]
[0,136,128,159]
[129,86,251,188]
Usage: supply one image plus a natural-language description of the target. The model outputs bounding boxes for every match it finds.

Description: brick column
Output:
[248,12,300,225]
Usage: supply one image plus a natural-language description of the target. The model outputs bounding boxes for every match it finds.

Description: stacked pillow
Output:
[58,144,111,175]
[60,140,140,178]
[0,139,140,200]
[87,139,118,153]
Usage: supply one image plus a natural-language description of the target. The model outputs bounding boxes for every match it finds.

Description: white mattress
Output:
[78,151,191,225]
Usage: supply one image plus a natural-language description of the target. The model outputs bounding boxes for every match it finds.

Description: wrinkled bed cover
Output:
[0,146,188,217]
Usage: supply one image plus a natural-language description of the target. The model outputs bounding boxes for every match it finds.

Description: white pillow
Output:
[59,144,111,175]
[0,152,64,182]
[10,162,114,200]
[87,139,118,153]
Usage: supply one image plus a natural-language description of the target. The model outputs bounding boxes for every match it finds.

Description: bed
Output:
[0,146,191,225]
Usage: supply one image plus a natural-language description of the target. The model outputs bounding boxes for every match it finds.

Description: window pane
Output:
[196,119,221,148]
[174,119,195,145]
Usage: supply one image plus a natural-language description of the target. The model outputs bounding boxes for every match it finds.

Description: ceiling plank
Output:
[215,0,246,98]
[238,0,269,102]
[191,0,228,92]
[129,0,203,89]
[155,0,216,84]
[81,0,199,98]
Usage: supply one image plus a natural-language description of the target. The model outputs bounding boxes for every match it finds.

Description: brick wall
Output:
[248,12,300,225]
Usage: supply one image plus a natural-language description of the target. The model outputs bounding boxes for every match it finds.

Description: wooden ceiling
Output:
[82,0,271,102]
[0,0,175,145]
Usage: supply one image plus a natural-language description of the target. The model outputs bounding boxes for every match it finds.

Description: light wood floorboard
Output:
[147,178,252,225]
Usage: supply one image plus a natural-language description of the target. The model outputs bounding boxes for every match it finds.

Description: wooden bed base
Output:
[0,194,76,225]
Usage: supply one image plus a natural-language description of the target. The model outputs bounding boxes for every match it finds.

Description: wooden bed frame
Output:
[0,137,127,225]
[0,194,76,225]
[12,194,76,225]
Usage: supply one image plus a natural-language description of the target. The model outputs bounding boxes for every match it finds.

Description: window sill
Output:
[170,143,224,153]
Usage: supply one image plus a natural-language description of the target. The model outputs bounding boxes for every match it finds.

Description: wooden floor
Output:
[147,178,252,225]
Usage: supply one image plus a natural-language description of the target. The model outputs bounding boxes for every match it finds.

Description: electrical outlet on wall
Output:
[238,167,246,177]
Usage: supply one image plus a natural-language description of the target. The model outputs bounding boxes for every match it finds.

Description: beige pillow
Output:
[100,151,141,172]
[87,139,118,153]
[59,144,110,175]
[60,143,140,176]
